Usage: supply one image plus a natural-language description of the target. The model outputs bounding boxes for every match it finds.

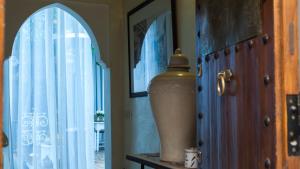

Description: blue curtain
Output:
[3,7,95,169]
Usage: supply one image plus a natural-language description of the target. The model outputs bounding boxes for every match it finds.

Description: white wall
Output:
[5,0,125,169]
[176,0,196,73]
[123,0,196,168]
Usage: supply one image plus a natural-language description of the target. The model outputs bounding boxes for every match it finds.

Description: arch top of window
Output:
[5,2,110,67]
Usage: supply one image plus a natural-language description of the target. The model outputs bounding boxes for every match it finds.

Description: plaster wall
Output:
[123,0,196,168]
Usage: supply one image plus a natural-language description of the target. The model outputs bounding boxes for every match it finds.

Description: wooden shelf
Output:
[126,153,188,169]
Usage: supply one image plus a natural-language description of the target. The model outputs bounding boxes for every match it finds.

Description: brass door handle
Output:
[217,69,233,96]
[197,63,202,77]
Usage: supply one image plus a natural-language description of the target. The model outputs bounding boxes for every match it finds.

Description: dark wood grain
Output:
[196,1,209,168]
[196,0,277,168]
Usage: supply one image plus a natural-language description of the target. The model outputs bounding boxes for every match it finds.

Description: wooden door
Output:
[196,0,300,168]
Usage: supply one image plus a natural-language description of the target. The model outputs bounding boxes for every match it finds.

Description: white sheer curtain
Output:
[3,7,95,169]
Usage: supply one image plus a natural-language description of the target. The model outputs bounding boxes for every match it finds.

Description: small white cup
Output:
[184,148,202,168]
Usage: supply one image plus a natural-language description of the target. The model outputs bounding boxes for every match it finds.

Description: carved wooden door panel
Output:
[196,36,275,169]
[195,0,300,168]
[196,0,274,166]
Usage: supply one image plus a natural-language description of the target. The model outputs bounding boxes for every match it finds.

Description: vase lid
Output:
[185,147,199,153]
[167,48,190,69]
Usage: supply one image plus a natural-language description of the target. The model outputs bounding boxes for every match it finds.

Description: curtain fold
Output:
[3,7,95,169]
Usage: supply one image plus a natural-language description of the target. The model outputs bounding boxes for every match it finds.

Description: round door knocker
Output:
[217,73,226,96]
[217,69,233,96]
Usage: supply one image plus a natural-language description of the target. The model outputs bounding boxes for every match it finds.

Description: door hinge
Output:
[286,94,300,156]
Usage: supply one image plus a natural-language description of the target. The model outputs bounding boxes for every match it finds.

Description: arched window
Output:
[3,6,106,169]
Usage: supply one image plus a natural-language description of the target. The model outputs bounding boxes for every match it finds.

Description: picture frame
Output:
[127,0,177,98]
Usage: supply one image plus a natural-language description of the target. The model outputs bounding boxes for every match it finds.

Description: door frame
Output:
[274,0,300,167]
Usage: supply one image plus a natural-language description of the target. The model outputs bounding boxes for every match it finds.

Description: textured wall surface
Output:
[123,0,196,168]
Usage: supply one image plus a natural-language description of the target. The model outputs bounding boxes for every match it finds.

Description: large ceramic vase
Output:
[148,49,196,163]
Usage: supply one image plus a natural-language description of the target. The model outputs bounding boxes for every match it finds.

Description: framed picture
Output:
[127,0,177,98]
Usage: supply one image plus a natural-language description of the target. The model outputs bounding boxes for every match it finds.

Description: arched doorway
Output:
[3,5,110,169]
